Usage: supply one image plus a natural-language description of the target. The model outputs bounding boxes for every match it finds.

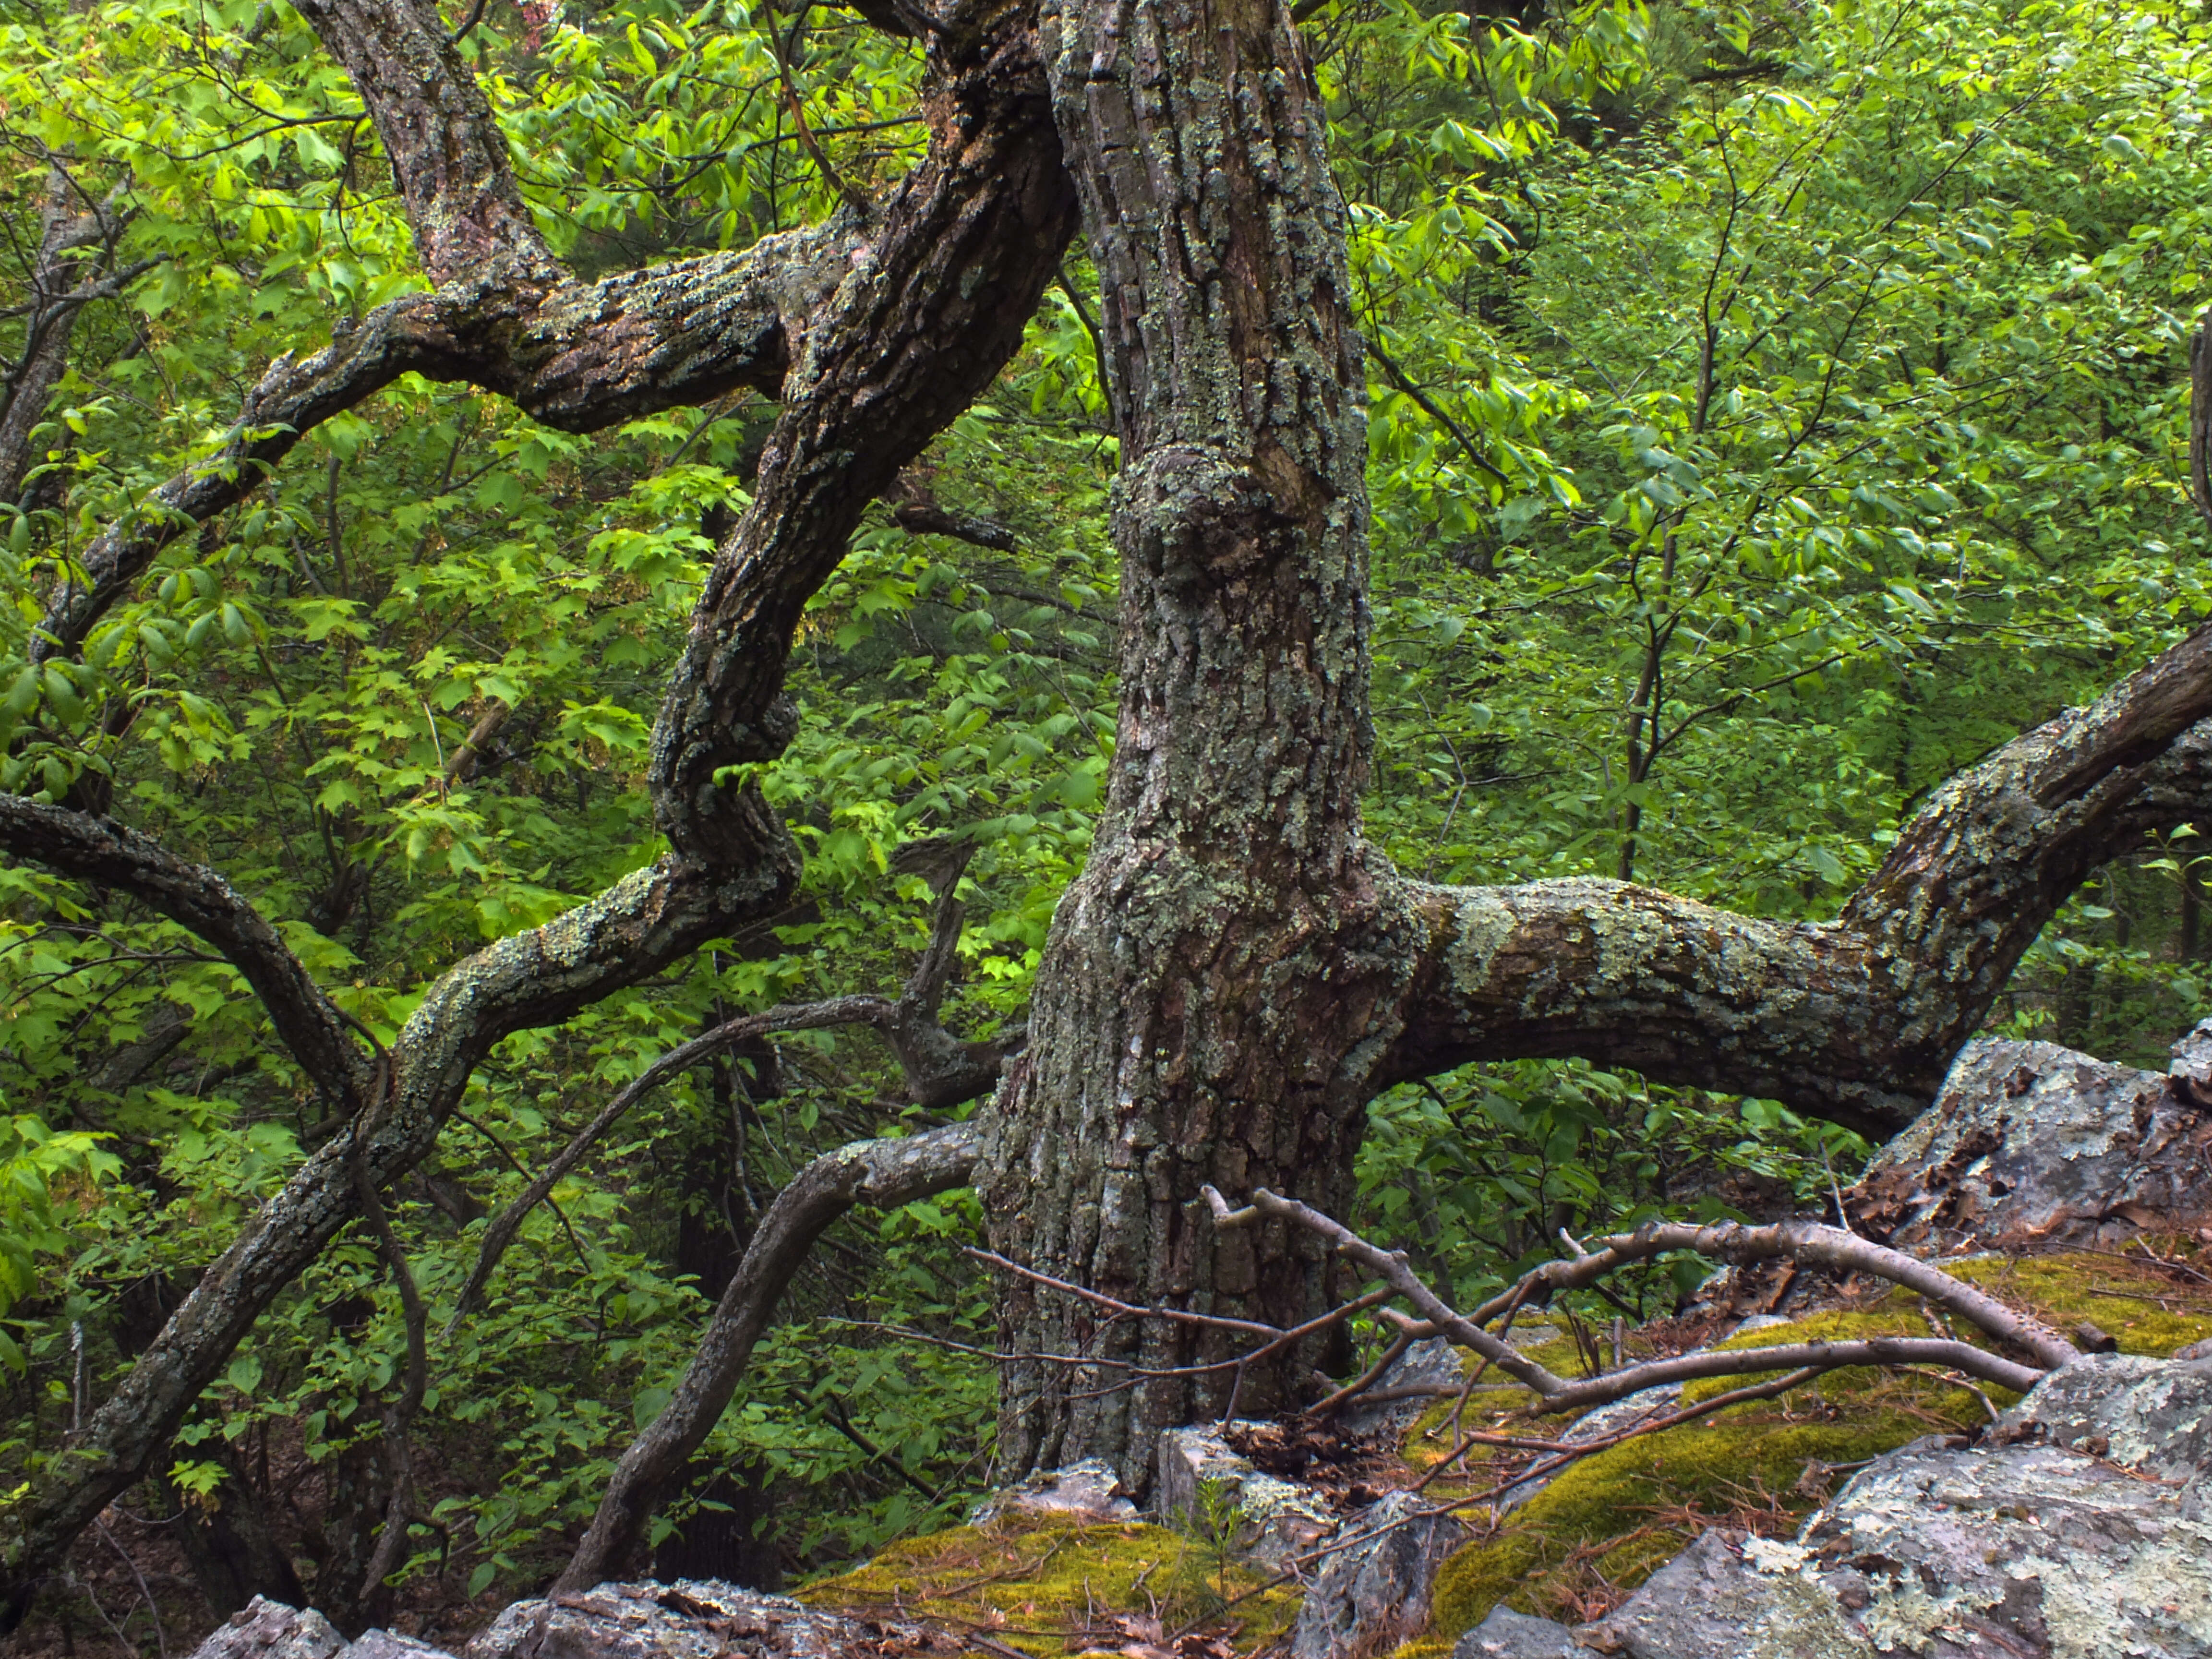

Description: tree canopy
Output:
[0,0,2209,1642]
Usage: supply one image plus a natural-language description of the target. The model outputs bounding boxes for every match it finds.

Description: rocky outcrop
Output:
[460,1580,948,1659]
[186,1600,454,1659]
[184,1585,950,1659]
[189,1599,351,1659]
[1449,1351,2212,1658]
[1455,1606,1588,1658]
[1154,1422,1338,1567]
[1848,1034,2212,1250]
[1289,1491,1465,1659]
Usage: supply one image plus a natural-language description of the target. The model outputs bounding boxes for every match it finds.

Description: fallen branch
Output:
[1459,1216,2078,1370]
[1205,1186,2061,1415]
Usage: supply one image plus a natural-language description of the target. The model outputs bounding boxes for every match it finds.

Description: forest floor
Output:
[17,1239,2212,1659]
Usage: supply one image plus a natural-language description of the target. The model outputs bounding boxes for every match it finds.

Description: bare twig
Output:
[445,995,891,1327]
[350,1063,427,1608]
[1207,1187,2061,1411]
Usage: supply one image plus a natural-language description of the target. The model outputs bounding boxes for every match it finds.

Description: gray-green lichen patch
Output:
[1432,884,1516,1002]
[1810,1431,2212,1658]
[1852,1037,2212,1249]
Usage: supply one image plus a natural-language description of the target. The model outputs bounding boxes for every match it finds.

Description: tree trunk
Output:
[978,0,1407,1484]
[976,0,2212,1490]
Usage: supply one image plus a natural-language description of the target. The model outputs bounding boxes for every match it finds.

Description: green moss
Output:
[1424,1326,1981,1638]
[796,1516,1301,1656]
[1407,1249,2212,1649]
[1947,1250,2212,1357]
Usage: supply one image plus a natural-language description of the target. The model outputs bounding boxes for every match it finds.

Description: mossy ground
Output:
[795,1516,1302,1656]
[1402,1245,2212,1655]
[785,1250,2212,1658]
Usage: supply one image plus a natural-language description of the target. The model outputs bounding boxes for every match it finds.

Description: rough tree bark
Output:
[976,0,1411,1481]
[8,0,2212,1606]
[974,0,2212,1488]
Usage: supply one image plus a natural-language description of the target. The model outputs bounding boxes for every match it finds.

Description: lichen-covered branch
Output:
[647,0,1076,863]
[557,1121,983,1589]
[287,0,555,285]
[0,166,138,505]
[0,851,794,1623]
[1382,624,2212,1135]
[28,230,847,664]
[0,794,371,1109]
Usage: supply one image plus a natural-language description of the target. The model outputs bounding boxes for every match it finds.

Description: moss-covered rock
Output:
[1403,1246,2212,1656]
[795,1515,1302,1656]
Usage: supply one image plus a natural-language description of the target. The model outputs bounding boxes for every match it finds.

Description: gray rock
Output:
[188,1599,347,1659]
[1342,1336,1468,1438]
[2173,1017,2212,1106]
[1453,1605,1591,1658]
[460,1579,941,1659]
[1996,1350,2212,1479]
[1442,1356,2212,1659]
[1494,1382,1684,1516]
[1289,1491,1466,1659]
[1573,1530,1869,1659]
[1849,1036,2212,1249]
[969,1456,1138,1524]
[345,1634,452,1659]
[1154,1423,1336,1567]
[1799,1426,2212,1656]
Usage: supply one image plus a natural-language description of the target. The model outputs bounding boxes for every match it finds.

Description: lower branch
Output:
[1382,622,2212,1133]
[556,1122,981,1590]
[0,849,797,1626]
[446,994,891,1325]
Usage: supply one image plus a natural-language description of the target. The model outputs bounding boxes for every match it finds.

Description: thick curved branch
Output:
[30,228,849,662]
[1384,622,2212,1132]
[288,0,555,284]
[557,1121,981,1590]
[0,795,369,1108]
[32,294,457,662]
[647,0,1077,862]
